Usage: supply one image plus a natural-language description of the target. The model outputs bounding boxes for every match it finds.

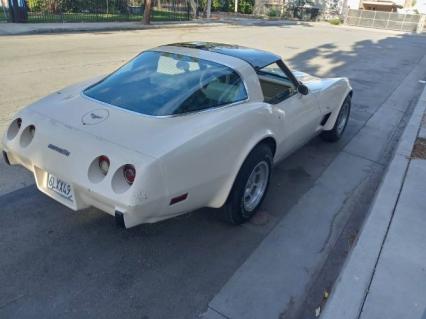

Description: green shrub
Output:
[27,0,129,14]
[211,0,222,11]
[238,0,253,14]
[267,7,280,17]
[27,0,47,12]
[328,18,342,25]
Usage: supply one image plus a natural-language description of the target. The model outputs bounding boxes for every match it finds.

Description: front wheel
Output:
[222,144,273,225]
[321,95,351,142]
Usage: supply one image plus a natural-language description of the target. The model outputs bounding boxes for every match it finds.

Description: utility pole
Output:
[234,0,238,12]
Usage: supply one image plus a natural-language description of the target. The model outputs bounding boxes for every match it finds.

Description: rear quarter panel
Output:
[158,102,276,213]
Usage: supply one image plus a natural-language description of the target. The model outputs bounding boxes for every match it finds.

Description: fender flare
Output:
[322,87,353,131]
[207,133,277,208]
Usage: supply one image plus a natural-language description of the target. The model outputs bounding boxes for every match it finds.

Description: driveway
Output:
[1,23,426,319]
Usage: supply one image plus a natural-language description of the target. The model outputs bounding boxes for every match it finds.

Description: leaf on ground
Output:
[324,290,329,299]
[315,306,321,317]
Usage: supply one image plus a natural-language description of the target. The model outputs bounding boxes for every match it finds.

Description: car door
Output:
[273,89,321,159]
[256,61,321,160]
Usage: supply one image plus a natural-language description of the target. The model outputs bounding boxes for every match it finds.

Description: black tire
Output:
[222,143,273,225]
[320,95,351,142]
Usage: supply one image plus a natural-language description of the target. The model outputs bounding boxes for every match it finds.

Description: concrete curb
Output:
[321,81,426,319]
[0,21,225,36]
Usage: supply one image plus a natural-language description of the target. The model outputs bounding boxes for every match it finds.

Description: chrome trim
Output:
[80,92,250,119]
[48,144,70,157]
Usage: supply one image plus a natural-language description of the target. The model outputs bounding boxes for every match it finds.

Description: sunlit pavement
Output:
[1,24,426,319]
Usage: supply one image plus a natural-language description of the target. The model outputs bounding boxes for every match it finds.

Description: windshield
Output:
[84,51,248,116]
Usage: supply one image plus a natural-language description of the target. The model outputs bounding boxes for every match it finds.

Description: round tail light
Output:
[98,156,110,176]
[123,164,136,185]
[28,125,35,137]
[6,117,22,140]
[20,124,36,147]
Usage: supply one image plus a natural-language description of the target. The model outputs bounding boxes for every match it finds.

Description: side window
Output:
[257,62,296,104]
[176,68,247,114]
[259,63,288,80]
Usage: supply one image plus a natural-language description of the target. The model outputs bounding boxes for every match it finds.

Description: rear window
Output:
[84,51,248,116]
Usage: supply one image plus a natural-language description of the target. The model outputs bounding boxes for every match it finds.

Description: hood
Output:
[293,70,320,83]
[293,70,344,93]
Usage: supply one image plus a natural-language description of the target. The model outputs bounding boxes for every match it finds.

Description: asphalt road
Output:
[1,23,426,319]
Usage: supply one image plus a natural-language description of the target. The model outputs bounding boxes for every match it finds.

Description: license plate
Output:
[46,173,74,203]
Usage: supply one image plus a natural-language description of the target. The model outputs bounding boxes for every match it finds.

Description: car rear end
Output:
[2,108,168,228]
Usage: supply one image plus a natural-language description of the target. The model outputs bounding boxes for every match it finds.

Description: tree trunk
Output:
[188,0,197,17]
[1,0,8,21]
[144,0,152,24]
[206,0,211,18]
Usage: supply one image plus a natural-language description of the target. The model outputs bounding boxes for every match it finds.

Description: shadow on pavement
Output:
[1,31,426,319]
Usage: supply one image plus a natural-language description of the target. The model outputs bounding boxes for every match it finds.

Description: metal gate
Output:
[345,9,425,32]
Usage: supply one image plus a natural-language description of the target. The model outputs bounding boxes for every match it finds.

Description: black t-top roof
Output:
[168,42,280,69]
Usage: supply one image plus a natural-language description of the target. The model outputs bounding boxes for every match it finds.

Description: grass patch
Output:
[26,11,189,23]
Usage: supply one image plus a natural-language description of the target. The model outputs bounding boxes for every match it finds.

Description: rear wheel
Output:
[321,95,351,142]
[223,144,273,225]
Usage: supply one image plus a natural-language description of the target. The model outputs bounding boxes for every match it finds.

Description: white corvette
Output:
[2,42,352,228]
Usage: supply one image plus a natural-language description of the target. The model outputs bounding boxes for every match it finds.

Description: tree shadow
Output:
[281,31,426,319]
[287,33,426,116]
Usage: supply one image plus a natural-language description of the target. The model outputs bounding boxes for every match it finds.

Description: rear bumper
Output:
[3,149,172,228]
[3,150,10,165]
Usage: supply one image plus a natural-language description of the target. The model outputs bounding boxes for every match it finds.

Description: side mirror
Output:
[298,83,309,95]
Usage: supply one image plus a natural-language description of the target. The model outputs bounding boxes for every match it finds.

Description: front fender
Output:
[321,78,352,131]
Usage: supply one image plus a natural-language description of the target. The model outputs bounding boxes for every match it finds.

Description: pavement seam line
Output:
[0,294,25,310]
[208,306,231,319]
[341,150,385,167]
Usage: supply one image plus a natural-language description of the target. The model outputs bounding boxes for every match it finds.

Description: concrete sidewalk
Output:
[322,82,426,319]
[0,19,411,36]
[0,20,222,35]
